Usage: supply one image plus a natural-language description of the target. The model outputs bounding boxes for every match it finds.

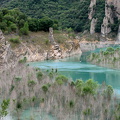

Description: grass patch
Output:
[9,36,20,44]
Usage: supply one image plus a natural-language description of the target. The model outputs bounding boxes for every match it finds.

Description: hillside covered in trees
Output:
[0,8,57,34]
[0,0,105,32]
[0,0,120,36]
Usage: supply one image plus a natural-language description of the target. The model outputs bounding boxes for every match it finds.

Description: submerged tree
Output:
[0,99,10,120]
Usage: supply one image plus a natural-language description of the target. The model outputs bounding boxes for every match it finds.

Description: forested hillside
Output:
[0,8,57,34]
[0,0,120,36]
[0,0,93,32]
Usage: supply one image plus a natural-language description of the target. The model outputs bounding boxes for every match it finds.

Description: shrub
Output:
[42,85,48,93]
[69,100,74,108]
[103,51,109,55]
[56,79,64,85]
[82,79,98,95]
[19,22,29,35]
[70,81,75,86]
[10,23,17,32]
[45,39,49,45]
[16,101,22,109]
[66,27,73,33]
[14,77,22,82]
[49,72,54,78]
[55,75,68,83]
[75,80,84,92]
[106,47,114,52]
[55,75,68,85]
[28,80,36,88]
[10,85,15,92]
[36,71,43,81]
[40,98,44,103]
[19,57,27,63]
[9,37,20,44]
[104,85,114,100]
[35,68,41,71]
[0,99,10,117]
[83,108,91,116]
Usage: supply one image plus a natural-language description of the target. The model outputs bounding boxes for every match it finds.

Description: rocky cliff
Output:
[89,0,120,40]
[0,30,17,71]
[0,29,81,71]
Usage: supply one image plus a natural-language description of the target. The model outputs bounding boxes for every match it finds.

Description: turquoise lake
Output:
[29,47,120,95]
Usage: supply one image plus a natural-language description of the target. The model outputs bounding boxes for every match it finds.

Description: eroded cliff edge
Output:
[0,29,82,71]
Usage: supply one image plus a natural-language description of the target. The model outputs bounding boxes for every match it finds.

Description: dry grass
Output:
[4,31,72,51]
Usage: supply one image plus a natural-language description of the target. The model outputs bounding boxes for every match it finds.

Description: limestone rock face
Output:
[117,25,120,41]
[0,30,7,68]
[0,30,5,44]
[101,17,111,37]
[101,2,113,36]
[0,30,16,71]
[88,0,96,20]
[88,0,120,37]
[90,18,97,34]
[107,0,120,19]
[101,0,120,36]
[49,27,56,44]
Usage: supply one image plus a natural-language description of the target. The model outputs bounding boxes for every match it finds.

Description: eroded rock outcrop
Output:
[46,40,81,60]
[0,30,16,71]
[49,27,56,44]
[101,17,111,37]
[0,28,82,71]
[101,0,120,37]
[89,0,120,39]
[90,18,97,34]
[107,0,120,19]
[89,0,96,20]
[117,25,120,41]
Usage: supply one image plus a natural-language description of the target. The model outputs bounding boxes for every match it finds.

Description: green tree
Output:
[39,17,54,31]
[0,99,10,119]
[20,21,29,35]
[42,85,48,93]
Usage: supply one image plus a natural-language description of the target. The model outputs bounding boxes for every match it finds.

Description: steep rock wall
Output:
[0,30,82,71]
[89,0,120,39]
[101,0,120,37]
[0,30,16,71]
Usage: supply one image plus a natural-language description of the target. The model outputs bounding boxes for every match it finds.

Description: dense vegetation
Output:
[0,0,120,34]
[0,63,120,119]
[0,0,92,32]
[93,0,105,32]
[0,8,56,34]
